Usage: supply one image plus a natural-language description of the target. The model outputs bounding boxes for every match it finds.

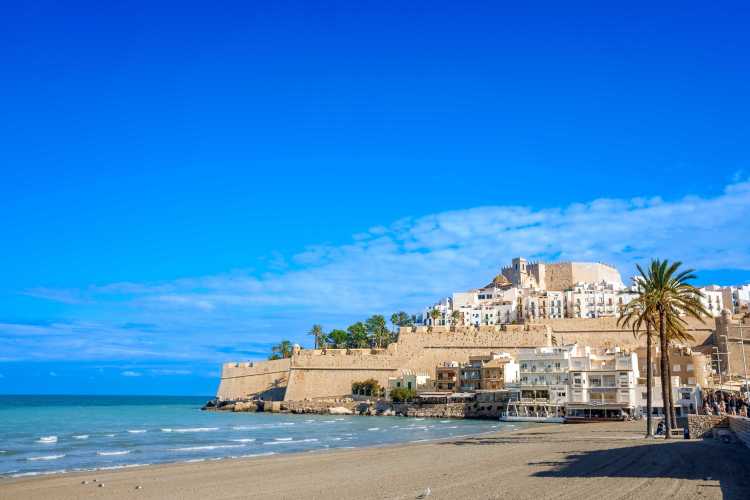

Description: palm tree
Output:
[635,259,707,439]
[271,340,294,359]
[308,324,326,349]
[619,282,657,438]
[429,308,441,332]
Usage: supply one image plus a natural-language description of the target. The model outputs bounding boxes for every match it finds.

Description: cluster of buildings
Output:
[386,344,711,422]
[417,257,749,326]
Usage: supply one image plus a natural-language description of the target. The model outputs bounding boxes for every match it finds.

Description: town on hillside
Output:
[215,257,750,430]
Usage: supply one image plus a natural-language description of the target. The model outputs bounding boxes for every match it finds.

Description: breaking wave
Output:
[27,454,65,461]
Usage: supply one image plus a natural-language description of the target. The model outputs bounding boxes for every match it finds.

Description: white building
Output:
[699,286,726,317]
[566,347,640,420]
[563,281,637,319]
[386,370,431,398]
[638,376,703,417]
[515,345,578,404]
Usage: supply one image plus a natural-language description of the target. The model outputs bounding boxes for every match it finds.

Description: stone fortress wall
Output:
[545,261,624,290]
[216,316,718,401]
[500,257,624,291]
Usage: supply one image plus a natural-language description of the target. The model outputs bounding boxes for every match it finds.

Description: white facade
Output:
[387,371,431,398]
[699,287,725,317]
[638,376,703,417]
[515,345,578,404]
[563,281,637,319]
[567,348,640,412]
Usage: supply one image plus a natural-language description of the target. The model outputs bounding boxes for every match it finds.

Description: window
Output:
[688,377,696,385]
[687,364,694,372]
[672,364,680,373]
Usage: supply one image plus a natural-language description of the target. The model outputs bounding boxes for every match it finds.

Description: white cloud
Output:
[10,180,750,363]
[121,370,142,377]
[150,369,192,376]
[48,371,58,377]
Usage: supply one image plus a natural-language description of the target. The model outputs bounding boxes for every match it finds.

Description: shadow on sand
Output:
[441,434,750,499]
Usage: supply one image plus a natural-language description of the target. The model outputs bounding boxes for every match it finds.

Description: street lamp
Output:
[719,335,733,378]
[712,347,723,387]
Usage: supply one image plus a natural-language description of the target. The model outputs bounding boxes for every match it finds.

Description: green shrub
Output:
[390,387,416,403]
[352,378,381,397]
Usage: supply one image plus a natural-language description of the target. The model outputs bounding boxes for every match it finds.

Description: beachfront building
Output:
[515,345,577,402]
[457,352,519,391]
[386,370,431,398]
[435,362,460,392]
[638,376,702,417]
[566,348,640,421]
[481,355,520,390]
[635,346,711,388]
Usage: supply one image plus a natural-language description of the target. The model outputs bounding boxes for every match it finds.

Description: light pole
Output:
[712,347,723,388]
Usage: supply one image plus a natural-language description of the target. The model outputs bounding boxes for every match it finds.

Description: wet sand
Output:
[2,421,749,499]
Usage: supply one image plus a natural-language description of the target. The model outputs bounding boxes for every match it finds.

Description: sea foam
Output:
[127,429,147,434]
[97,450,131,456]
[27,454,65,461]
[170,444,244,452]
[264,438,318,445]
[36,436,58,444]
[162,427,218,433]
[72,435,89,440]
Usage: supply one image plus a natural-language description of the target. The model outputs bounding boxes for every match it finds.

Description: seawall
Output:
[216,316,717,401]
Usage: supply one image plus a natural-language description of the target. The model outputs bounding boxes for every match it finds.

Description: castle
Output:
[500,257,624,291]
[215,256,748,402]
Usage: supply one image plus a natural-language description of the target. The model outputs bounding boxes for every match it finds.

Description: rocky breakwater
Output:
[202,399,259,412]
[202,397,390,415]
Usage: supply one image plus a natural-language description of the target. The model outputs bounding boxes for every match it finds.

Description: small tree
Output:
[271,340,293,359]
[366,314,390,348]
[390,311,413,332]
[352,379,380,397]
[308,324,326,349]
[429,308,441,330]
[347,322,369,348]
[328,329,349,348]
[390,387,416,403]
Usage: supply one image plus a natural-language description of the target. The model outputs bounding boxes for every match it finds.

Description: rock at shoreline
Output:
[328,406,353,415]
[233,401,258,412]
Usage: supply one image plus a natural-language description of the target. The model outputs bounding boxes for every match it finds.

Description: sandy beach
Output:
[2,421,749,500]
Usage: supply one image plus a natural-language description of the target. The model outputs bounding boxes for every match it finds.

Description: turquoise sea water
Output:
[0,395,518,478]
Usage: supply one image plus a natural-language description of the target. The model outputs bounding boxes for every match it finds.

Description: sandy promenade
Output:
[2,421,749,500]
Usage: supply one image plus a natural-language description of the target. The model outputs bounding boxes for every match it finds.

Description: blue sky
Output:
[1,1,749,395]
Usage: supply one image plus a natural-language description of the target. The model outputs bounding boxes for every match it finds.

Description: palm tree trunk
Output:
[665,345,678,425]
[658,308,672,438]
[646,323,654,437]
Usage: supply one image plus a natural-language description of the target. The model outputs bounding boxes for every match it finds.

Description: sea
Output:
[0,395,520,479]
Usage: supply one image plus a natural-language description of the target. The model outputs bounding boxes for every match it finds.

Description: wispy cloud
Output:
[9,180,750,363]
[121,370,142,377]
[149,369,192,376]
